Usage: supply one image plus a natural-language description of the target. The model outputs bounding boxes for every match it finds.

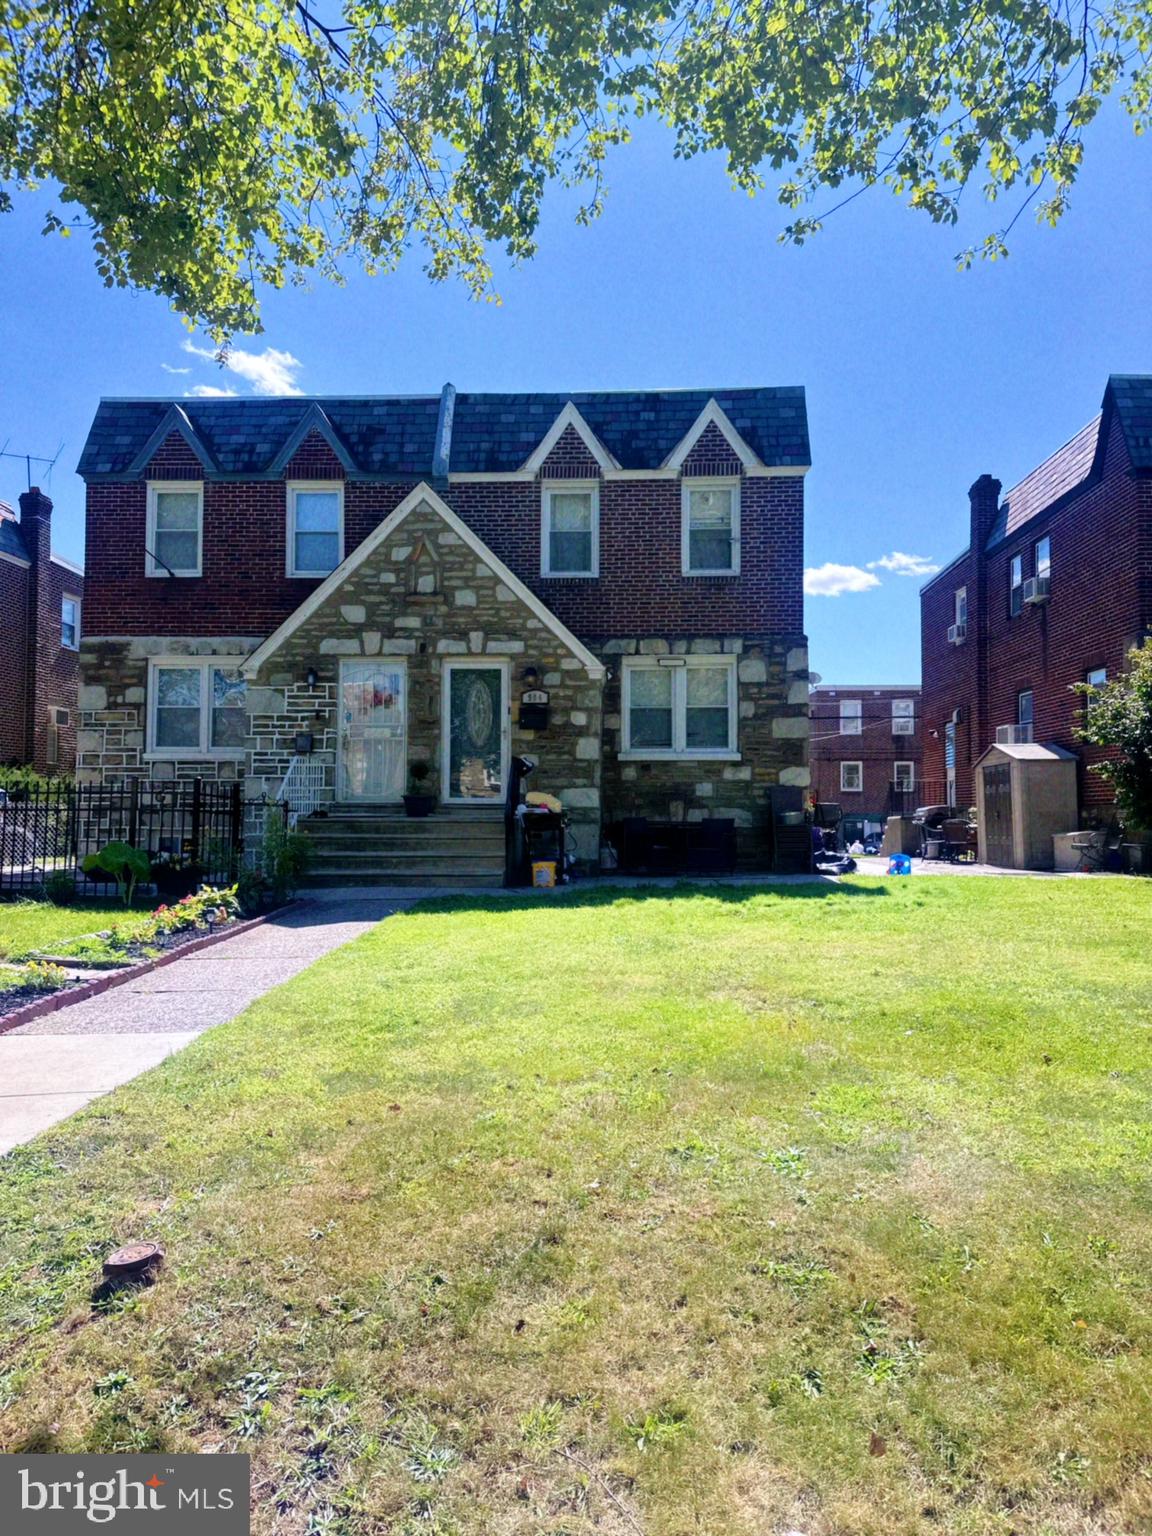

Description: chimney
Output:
[968,474,1001,554]
[18,485,53,568]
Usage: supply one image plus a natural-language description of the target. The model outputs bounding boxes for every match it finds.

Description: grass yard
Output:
[2,878,1152,1535]
[0,899,140,962]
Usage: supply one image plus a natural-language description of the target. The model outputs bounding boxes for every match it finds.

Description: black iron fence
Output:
[0,779,243,896]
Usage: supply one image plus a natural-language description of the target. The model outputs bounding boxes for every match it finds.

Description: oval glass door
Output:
[446,665,505,800]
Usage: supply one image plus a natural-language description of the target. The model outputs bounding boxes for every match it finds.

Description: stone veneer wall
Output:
[597,634,810,867]
[245,502,606,865]
[77,636,264,783]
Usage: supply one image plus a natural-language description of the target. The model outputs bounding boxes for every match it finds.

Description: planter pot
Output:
[403,794,437,819]
[1122,842,1151,875]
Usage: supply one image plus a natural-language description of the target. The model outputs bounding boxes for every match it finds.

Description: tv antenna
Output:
[0,441,66,490]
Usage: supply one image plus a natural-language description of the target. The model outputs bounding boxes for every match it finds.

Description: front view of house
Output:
[76,386,811,880]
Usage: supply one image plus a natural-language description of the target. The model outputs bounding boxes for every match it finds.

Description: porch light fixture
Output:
[305,667,318,688]
[521,666,539,683]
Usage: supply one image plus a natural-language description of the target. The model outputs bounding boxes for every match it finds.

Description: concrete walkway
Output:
[0,897,400,1156]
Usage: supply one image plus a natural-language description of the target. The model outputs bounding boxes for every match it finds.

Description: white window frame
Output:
[891,698,914,736]
[1009,553,1024,616]
[839,698,862,736]
[620,655,739,761]
[681,477,741,576]
[1035,535,1051,582]
[540,480,599,577]
[287,480,345,579]
[1017,688,1034,742]
[146,481,203,578]
[61,593,80,650]
[146,656,247,760]
[840,760,863,793]
[955,586,968,627]
[893,760,915,791]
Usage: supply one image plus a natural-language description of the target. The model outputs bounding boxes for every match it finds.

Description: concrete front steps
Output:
[299,804,506,888]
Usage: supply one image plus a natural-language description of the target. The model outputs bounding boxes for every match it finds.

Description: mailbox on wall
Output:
[518,688,550,730]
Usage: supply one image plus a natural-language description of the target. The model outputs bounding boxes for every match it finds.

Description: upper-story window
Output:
[682,479,740,575]
[1035,535,1051,584]
[1009,553,1024,617]
[621,656,738,760]
[61,595,80,650]
[147,658,246,757]
[288,482,344,578]
[541,482,598,577]
[1017,688,1034,742]
[840,761,863,793]
[839,699,862,735]
[892,698,914,735]
[955,586,968,627]
[147,482,203,577]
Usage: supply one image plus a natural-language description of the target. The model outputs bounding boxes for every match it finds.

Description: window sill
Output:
[619,751,741,763]
[540,571,599,580]
[144,751,245,762]
[681,570,739,579]
[287,571,337,581]
[146,570,201,580]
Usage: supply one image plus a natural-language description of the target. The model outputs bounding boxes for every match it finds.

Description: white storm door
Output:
[339,659,407,802]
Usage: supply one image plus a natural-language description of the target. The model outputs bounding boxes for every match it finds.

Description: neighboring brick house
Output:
[0,488,84,773]
[809,684,924,842]
[920,376,1152,816]
[76,387,812,874]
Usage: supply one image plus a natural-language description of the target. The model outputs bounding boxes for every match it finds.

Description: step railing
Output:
[277,755,326,829]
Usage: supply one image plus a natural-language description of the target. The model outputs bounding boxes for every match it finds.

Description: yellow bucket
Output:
[531,860,558,888]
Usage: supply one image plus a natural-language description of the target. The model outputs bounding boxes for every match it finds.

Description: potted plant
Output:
[403,759,437,818]
[150,852,203,899]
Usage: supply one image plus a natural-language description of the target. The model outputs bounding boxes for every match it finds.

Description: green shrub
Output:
[0,765,72,794]
[81,842,152,906]
[261,815,312,903]
[41,870,77,906]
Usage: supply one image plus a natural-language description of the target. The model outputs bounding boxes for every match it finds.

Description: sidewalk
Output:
[0,897,400,1155]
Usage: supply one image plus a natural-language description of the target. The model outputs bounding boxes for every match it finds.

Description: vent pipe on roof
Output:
[433,383,457,479]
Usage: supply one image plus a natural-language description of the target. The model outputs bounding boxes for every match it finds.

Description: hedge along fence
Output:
[0,779,243,896]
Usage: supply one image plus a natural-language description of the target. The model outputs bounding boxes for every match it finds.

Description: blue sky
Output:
[1,102,1149,683]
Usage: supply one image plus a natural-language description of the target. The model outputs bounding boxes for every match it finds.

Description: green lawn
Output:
[0,900,140,962]
[2,878,1152,1535]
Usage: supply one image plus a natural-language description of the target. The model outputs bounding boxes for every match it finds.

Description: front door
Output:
[443,662,508,803]
[339,659,407,802]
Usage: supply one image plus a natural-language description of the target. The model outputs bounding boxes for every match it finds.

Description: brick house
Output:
[920,376,1152,817]
[0,488,84,773]
[809,684,923,843]
[76,387,812,878]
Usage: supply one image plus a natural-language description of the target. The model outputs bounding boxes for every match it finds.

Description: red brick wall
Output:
[921,413,1152,813]
[809,686,924,815]
[0,553,30,763]
[85,430,805,642]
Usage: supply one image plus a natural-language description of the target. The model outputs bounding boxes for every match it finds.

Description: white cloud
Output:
[804,563,882,598]
[182,340,304,396]
[161,363,191,376]
[867,550,940,578]
[185,384,238,398]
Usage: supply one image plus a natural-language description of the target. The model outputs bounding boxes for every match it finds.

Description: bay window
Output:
[621,657,738,759]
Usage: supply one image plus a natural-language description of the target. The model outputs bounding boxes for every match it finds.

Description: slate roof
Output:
[986,415,1100,548]
[1107,374,1152,470]
[449,387,810,472]
[0,510,29,562]
[77,386,810,479]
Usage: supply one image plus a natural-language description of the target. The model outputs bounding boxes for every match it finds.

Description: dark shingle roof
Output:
[78,386,810,480]
[449,387,810,472]
[986,415,1100,547]
[0,514,29,563]
[1106,375,1152,470]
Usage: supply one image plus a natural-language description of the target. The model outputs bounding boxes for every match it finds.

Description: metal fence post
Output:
[191,777,203,866]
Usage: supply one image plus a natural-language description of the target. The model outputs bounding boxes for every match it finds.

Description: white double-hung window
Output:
[61,595,80,650]
[147,482,203,577]
[541,482,598,576]
[682,479,740,574]
[892,698,915,735]
[621,656,738,759]
[839,698,862,735]
[288,482,344,577]
[148,658,246,757]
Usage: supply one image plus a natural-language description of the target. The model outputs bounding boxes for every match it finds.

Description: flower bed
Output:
[0,886,241,1022]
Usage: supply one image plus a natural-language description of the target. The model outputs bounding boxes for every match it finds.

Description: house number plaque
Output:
[518,688,550,730]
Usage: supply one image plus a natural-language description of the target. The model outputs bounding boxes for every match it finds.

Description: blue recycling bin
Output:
[887,853,913,875]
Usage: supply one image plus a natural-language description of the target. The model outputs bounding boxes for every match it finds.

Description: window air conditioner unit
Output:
[947,622,967,645]
[1022,575,1049,604]
[49,707,70,727]
[995,723,1032,745]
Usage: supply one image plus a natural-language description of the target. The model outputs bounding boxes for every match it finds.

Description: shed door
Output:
[983,762,1013,867]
